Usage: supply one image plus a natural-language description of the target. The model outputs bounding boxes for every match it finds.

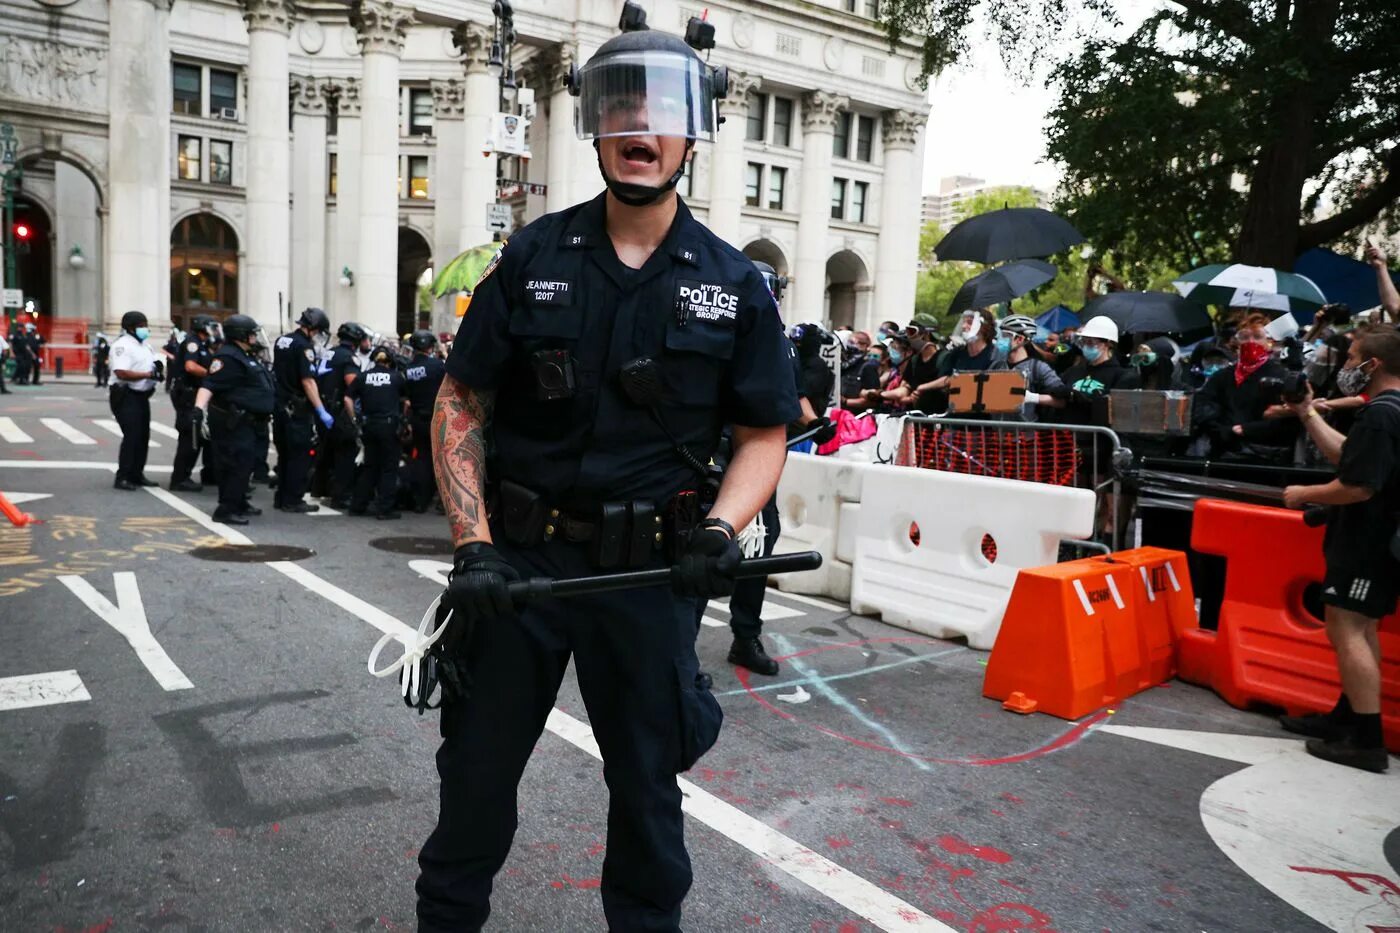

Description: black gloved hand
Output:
[440,542,521,655]
[191,407,209,441]
[152,359,165,381]
[673,524,742,599]
[810,416,838,445]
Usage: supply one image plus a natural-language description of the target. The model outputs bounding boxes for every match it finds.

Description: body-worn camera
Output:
[1260,371,1310,404]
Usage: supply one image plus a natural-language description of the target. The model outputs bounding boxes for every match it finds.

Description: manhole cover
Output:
[369,536,455,555]
[188,544,316,562]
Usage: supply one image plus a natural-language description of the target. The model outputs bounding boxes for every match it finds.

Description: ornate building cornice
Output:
[881,108,924,150]
[324,76,361,117]
[718,71,760,118]
[240,0,295,35]
[802,90,849,132]
[431,78,465,118]
[290,75,327,115]
[351,0,416,57]
[451,21,493,76]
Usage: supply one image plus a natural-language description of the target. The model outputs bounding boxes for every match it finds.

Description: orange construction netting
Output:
[896,422,1083,488]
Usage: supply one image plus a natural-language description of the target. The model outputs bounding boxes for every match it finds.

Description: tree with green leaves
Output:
[880,0,1400,270]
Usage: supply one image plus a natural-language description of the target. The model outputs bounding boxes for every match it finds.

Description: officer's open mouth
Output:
[621,142,658,166]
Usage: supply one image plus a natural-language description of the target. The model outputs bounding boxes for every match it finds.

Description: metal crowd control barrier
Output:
[896,416,1128,551]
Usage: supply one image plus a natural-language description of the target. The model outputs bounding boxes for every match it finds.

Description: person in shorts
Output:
[1282,328,1400,773]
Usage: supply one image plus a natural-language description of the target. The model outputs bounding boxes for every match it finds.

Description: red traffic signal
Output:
[13,223,30,241]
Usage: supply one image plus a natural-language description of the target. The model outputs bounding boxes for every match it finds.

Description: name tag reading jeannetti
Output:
[526,279,574,307]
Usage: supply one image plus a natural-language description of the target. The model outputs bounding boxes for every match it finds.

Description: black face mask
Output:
[595,139,694,206]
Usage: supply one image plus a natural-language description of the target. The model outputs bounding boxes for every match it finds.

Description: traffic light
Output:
[12,221,31,254]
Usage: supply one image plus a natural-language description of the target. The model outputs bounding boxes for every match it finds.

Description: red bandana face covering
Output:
[1236,341,1270,385]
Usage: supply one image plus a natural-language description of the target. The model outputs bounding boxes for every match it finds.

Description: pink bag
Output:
[816,408,877,455]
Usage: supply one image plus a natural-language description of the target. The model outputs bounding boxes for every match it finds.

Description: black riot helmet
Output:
[369,345,396,368]
[337,322,368,345]
[222,314,260,346]
[120,310,148,335]
[190,314,217,337]
[298,307,331,335]
[409,329,437,352]
[751,260,787,307]
[568,27,727,206]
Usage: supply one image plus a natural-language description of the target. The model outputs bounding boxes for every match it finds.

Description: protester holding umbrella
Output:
[1192,314,1301,464]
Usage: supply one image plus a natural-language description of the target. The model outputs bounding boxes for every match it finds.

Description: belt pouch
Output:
[498,479,548,548]
[627,500,659,568]
[665,491,700,563]
[590,502,629,570]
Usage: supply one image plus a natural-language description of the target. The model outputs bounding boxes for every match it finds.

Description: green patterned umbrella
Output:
[431,243,503,298]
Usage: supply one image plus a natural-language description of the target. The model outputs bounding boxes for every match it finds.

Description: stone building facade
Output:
[0,0,928,341]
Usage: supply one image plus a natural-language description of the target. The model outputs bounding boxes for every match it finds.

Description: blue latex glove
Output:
[315,406,335,430]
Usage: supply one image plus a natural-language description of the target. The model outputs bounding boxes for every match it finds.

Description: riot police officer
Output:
[415,20,798,933]
[109,311,160,490]
[403,329,446,511]
[347,345,409,518]
[272,307,332,513]
[169,315,216,492]
[318,321,369,509]
[194,315,275,526]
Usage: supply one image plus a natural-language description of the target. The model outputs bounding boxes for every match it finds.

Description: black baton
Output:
[506,551,822,603]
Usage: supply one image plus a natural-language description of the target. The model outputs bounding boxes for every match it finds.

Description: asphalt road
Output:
[1,381,1396,932]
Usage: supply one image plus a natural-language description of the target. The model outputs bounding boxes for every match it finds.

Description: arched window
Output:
[170,213,239,331]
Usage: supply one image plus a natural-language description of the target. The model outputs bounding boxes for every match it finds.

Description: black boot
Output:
[728,636,780,676]
[1305,735,1390,773]
[1281,695,1351,740]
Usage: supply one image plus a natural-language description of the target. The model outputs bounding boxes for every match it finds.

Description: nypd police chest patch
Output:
[676,280,740,327]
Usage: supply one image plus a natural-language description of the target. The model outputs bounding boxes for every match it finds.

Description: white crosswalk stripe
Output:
[149,422,180,440]
[92,419,161,447]
[0,417,33,443]
[40,417,97,445]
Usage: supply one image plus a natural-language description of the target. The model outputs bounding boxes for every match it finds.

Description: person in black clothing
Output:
[1192,315,1300,464]
[271,308,333,513]
[169,315,216,492]
[193,315,275,525]
[1281,329,1400,774]
[1061,316,1140,424]
[93,336,110,388]
[317,321,369,508]
[403,329,446,512]
[347,345,409,519]
[792,323,834,414]
[917,310,1002,413]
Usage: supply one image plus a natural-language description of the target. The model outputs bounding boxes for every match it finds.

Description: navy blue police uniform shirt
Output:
[446,193,800,509]
[321,342,358,404]
[272,330,317,402]
[350,365,407,418]
[203,344,276,415]
[404,352,446,417]
[175,336,213,392]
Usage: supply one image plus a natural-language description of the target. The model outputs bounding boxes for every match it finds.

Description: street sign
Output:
[497,179,547,198]
[3,288,23,309]
[486,203,511,233]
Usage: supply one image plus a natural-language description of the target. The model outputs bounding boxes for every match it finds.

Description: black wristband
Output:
[699,517,736,539]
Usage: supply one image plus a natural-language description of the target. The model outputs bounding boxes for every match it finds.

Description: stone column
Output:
[453,21,498,250]
[793,91,847,323]
[873,110,925,335]
[352,0,416,336]
[290,77,329,317]
[540,43,577,214]
[430,79,465,304]
[328,79,361,321]
[241,0,295,330]
[708,71,759,246]
[106,0,172,327]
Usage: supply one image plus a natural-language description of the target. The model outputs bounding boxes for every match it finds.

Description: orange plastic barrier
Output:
[983,547,1196,720]
[1183,498,1400,752]
[0,492,36,528]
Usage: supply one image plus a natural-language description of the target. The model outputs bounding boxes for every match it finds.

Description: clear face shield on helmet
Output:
[575,50,720,142]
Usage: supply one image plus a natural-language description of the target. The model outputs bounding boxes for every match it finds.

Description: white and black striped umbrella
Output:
[1173,263,1326,319]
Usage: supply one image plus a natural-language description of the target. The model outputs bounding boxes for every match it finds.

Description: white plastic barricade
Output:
[772,453,873,601]
[849,466,1095,649]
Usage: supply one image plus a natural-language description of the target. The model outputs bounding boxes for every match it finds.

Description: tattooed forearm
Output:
[432,374,496,547]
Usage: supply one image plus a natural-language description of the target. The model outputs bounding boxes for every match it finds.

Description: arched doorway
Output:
[170,213,239,332]
[742,238,789,277]
[825,249,869,330]
[397,226,433,336]
[6,196,53,335]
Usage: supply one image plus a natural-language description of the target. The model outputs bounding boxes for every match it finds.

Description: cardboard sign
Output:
[946,370,1028,414]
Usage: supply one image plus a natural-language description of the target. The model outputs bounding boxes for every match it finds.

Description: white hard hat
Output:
[1078,316,1120,344]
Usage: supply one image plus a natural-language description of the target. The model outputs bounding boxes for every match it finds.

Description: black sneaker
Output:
[1305,736,1389,773]
[238,504,262,517]
[1280,713,1348,741]
[113,478,138,491]
[278,501,321,514]
[212,511,249,526]
[169,479,203,493]
[728,637,780,676]
[133,476,159,487]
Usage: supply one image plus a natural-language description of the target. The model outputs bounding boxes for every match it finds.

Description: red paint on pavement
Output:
[938,834,1013,865]
[826,835,853,850]
[878,796,914,807]
[1000,793,1023,805]
[967,903,1057,931]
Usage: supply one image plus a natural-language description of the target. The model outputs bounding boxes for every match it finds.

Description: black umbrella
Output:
[1080,291,1212,336]
[934,208,1085,264]
[948,260,1057,315]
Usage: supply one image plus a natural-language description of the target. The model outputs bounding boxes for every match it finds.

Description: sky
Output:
[921,1,1158,197]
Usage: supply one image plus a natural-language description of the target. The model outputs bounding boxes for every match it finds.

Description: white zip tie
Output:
[736,511,767,560]
[367,593,452,705]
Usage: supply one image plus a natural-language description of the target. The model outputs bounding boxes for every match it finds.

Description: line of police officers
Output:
[107,306,445,526]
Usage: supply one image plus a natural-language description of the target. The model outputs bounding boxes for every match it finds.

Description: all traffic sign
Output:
[3,288,23,309]
[486,203,511,233]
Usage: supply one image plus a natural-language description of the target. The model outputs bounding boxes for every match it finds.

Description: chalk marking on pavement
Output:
[0,670,92,711]
[40,418,97,446]
[0,460,172,473]
[771,633,932,772]
[0,417,33,443]
[93,418,162,447]
[149,422,180,440]
[58,573,194,691]
[137,491,948,932]
[765,589,848,614]
[716,646,965,697]
[1102,725,1400,931]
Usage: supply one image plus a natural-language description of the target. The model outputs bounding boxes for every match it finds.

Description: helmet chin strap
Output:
[595,139,694,206]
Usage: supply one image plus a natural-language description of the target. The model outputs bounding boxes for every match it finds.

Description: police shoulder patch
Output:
[305,348,315,361]
[186,342,198,353]
[476,245,505,287]
[210,359,224,373]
